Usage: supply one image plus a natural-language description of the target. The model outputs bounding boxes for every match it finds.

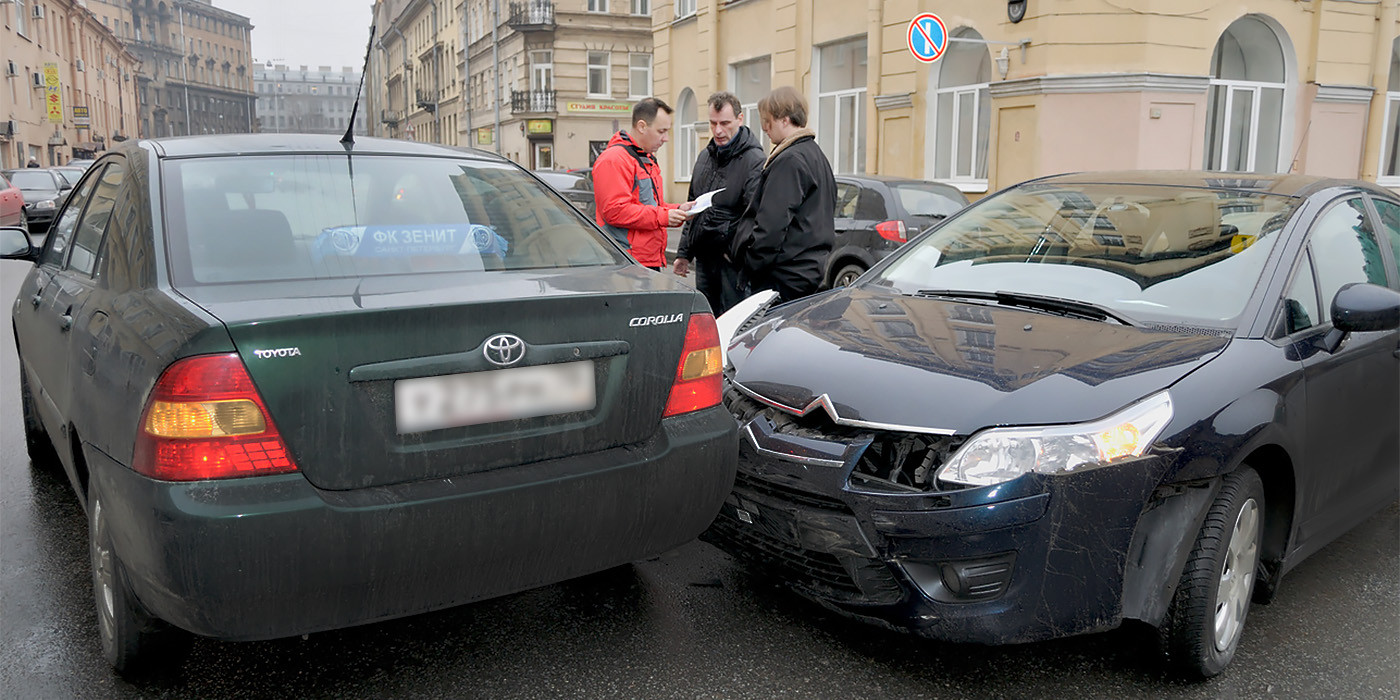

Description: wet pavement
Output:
[1,258,1397,699]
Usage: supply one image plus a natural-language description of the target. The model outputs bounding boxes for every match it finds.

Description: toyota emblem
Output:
[483,333,526,367]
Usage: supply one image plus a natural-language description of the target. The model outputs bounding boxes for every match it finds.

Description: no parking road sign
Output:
[907,13,949,63]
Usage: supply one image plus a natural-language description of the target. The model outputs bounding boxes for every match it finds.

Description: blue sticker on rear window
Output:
[312,224,509,260]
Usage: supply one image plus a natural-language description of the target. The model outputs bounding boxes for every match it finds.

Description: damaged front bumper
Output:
[704,400,1173,645]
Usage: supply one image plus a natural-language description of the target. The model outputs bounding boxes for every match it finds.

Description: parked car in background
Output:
[0,173,24,229]
[714,171,1400,679]
[0,169,71,233]
[66,159,97,171]
[53,166,87,188]
[534,168,596,221]
[826,175,969,287]
[2,134,737,675]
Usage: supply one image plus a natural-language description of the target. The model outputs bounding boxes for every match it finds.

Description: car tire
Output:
[832,263,866,288]
[1160,467,1264,679]
[19,368,59,470]
[89,486,167,675]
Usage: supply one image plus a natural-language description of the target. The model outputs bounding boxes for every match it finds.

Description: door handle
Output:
[59,314,73,332]
[30,293,41,307]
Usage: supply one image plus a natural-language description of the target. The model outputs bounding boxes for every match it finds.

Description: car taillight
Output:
[663,313,723,418]
[132,353,298,481]
[876,220,907,243]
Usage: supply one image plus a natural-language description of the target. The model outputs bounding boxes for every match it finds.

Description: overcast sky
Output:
[217,0,375,70]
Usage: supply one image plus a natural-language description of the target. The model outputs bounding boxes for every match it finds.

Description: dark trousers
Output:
[694,254,744,315]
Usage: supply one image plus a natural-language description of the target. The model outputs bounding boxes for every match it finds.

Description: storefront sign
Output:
[564,100,632,115]
[73,106,90,128]
[526,119,553,135]
[476,127,494,145]
[43,63,63,124]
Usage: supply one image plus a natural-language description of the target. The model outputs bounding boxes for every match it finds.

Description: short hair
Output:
[757,86,808,128]
[706,91,743,119]
[631,97,673,127]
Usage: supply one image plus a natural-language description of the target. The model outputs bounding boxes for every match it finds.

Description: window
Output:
[41,171,102,268]
[816,36,868,175]
[587,51,610,97]
[588,0,608,12]
[731,56,771,149]
[1278,252,1321,336]
[675,0,695,19]
[632,0,650,16]
[1379,38,1399,187]
[1309,200,1389,323]
[927,28,990,189]
[1372,199,1400,286]
[15,0,28,36]
[629,54,652,99]
[674,89,697,181]
[1205,17,1289,173]
[68,162,126,276]
[530,51,553,92]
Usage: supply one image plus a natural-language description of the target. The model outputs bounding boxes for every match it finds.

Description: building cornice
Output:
[1313,83,1375,104]
[873,92,914,110]
[990,73,1210,99]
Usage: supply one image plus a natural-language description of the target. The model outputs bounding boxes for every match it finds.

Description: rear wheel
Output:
[90,487,167,675]
[1160,467,1264,679]
[832,263,866,288]
[19,369,58,470]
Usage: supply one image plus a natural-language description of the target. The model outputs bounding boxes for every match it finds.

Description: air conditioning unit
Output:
[1,121,15,137]
[76,59,85,72]
[31,72,44,88]
[5,60,17,77]
[32,4,45,19]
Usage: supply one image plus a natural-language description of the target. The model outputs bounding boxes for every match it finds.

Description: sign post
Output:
[907,13,949,64]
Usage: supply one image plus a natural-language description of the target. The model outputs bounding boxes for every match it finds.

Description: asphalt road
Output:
[1,256,1396,700]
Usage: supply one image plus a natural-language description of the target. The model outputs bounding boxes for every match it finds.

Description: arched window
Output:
[927,28,990,188]
[1204,16,1290,173]
[674,88,697,181]
[1379,37,1399,186]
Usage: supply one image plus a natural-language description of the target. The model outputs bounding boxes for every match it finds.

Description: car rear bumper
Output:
[703,434,1166,645]
[89,407,738,640]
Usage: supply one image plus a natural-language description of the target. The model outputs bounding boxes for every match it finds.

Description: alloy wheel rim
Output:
[1214,497,1259,652]
[92,498,116,643]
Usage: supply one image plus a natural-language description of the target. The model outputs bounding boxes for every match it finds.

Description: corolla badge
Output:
[629,313,684,327]
[483,333,526,366]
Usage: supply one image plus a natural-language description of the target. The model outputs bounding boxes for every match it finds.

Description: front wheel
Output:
[1160,467,1265,679]
[832,263,866,288]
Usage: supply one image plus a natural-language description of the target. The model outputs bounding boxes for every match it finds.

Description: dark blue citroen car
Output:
[711,172,1400,679]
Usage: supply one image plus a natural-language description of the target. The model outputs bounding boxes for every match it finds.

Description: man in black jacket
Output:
[730,86,835,302]
[673,92,765,315]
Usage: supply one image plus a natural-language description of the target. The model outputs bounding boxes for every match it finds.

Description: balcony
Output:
[380,110,401,126]
[511,89,556,114]
[507,1,555,31]
[416,89,438,114]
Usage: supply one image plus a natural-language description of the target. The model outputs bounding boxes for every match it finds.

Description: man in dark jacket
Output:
[731,86,835,302]
[673,91,765,315]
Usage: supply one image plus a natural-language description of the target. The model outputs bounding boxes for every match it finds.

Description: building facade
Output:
[254,64,369,136]
[85,0,255,140]
[2,0,142,168]
[653,0,1400,198]
[370,0,656,171]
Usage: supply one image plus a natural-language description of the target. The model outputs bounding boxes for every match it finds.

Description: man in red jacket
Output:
[593,97,692,270]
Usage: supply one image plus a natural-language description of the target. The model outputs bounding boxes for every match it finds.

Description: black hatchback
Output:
[826,176,969,287]
[714,171,1400,679]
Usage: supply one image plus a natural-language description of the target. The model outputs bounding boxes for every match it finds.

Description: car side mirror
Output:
[1318,282,1400,353]
[0,227,36,262]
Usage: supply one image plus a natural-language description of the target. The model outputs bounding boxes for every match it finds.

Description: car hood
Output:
[728,288,1230,434]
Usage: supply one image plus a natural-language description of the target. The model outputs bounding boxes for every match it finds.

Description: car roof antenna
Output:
[342,23,375,147]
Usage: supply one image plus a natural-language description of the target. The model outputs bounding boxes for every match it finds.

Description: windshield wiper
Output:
[913,289,1136,326]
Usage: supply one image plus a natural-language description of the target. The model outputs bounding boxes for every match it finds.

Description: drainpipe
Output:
[178,5,191,135]
[431,0,441,143]
[492,0,501,154]
[242,24,253,132]
[387,25,408,138]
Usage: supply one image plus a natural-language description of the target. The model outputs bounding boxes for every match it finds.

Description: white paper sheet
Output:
[684,188,725,217]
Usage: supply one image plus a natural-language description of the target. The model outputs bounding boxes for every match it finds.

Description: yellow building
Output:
[653,0,1399,199]
[372,0,464,148]
[2,0,143,168]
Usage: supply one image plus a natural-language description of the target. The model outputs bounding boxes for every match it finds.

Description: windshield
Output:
[872,183,1303,327]
[55,169,84,187]
[6,171,57,189]
[163,155,625,285]
[893,183,966,218]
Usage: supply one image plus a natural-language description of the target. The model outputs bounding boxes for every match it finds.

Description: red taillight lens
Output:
[876,220,907,242]
[132,353,299,481]
[663,313,723,418]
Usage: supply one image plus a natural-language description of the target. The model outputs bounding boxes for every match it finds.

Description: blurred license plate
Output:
[395,361,595,434]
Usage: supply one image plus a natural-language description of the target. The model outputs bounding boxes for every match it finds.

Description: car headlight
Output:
[937,392,1174,487]
[34,199,56,210]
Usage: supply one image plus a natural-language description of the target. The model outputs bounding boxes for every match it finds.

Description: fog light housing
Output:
[902,553,1017,603]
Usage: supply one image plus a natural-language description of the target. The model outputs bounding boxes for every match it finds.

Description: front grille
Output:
[735,472,847,512]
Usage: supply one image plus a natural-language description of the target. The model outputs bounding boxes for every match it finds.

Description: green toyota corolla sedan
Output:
[1,134,738,674]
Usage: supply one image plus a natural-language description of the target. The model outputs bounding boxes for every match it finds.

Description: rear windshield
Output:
[163,155,624,284]
[892,183,966,219]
